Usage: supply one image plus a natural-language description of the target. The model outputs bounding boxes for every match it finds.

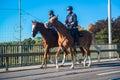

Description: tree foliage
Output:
[34,37,42,44]
[89,16,120,44]
[112,16,120,43]
[22,38,35,45]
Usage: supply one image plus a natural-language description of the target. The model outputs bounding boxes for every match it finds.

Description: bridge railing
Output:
[0,44,120,72]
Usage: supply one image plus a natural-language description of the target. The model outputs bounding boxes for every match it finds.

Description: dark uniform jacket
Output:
[65,12,78,28]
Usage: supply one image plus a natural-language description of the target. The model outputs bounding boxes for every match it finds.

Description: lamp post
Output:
[108,0,112,59]
[18,0,22,64]
[18,0,21,44]
[108,0,112,44]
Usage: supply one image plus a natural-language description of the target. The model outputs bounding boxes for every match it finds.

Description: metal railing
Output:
[0,44,120,72]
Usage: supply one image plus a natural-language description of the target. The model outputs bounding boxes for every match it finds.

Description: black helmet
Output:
[67,6,73,10]
[49,10,54,15]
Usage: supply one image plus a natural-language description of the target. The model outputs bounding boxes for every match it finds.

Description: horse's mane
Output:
[37,22,45,27]
[57,20,68,29]
[55,20,71,35]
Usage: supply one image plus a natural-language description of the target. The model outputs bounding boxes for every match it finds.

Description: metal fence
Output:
[0,44,120,71]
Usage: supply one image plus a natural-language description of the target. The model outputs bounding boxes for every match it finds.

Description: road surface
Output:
[0,60,120,80]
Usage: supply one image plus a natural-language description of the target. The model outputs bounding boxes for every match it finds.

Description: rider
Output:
[48,10,58,39]
[64,6,79,46]
[46,10,56,29]
[49,10,55,19]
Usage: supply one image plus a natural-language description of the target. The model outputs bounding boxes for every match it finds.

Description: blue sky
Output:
[0,0,120,42]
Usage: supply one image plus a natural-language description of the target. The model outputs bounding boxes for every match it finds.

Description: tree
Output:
[92,16,120,44]
[22,38,35,45]
[95,27,108,44]
[112,16,120,43]
[34,37,42,44]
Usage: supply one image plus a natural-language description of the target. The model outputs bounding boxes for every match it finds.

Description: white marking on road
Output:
[97,71,120,76]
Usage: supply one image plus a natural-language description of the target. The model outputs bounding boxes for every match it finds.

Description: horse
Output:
[47,16,93,69]
[32,21,68,68]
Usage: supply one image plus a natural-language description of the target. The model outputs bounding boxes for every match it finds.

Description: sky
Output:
[0,0,120,42]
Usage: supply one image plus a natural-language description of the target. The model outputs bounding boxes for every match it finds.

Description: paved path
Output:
[0,60,120,80]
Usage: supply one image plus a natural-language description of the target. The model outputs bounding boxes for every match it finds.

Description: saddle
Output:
[69,28,83,46]
[69,28,83,37]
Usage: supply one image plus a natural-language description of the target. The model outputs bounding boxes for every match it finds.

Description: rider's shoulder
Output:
[71,13,77,16]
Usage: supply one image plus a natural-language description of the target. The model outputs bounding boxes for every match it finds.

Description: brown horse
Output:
[47,16,93,68]
[32,21,68,68]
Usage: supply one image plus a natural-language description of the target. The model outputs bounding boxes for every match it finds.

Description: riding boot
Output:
[74,36,79,46]
[75,29,79,46]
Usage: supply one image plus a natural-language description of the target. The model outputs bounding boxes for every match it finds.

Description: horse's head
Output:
[47,16,58,27]
[32,20,47,37]
[32,20,39,37]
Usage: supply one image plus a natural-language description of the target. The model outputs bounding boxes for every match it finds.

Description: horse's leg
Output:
[55,47,62,69]
[68,47,74,69]
[61,49,67,65]
[82,48,88,67]
[83,54,88,67]
[73,48,79,64]
[79,47,85,63]
[86,48,91,67]
[83,47,91,67]
[47,52,54,64]
[40,48,49,68]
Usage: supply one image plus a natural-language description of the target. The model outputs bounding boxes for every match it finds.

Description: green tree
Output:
[95,28,108,44]
[34,37,42,44]
[93,19,108,44]
[22,38,35,45]
[93,16,120,44]
[112,16,120,43]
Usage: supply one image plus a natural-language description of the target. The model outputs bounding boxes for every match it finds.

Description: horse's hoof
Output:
[76,61,80,64]
[83,64,86,67]
[83,63,88,67]
[40,66,44,69]
[60,64,65,67]
[56,65,59,69]
[70,66,74,69]
[49,60,54,64]
[87,64,91,67]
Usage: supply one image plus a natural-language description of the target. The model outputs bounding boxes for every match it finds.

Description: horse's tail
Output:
[91,33,101,53]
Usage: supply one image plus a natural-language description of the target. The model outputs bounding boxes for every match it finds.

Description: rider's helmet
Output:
[49,10,54,15]
[67,6,73,10]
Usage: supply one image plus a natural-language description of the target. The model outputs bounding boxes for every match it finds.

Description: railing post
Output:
[21,56,23,66]
[45,59,47,68]
[108,44,112,59]
[6,57,9,71]
[19,45,22,66]
[97,52,100,62]
[117,44,120,60]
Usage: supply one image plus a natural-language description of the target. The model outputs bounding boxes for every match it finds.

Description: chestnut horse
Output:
[32,21,68,68]
[47,16,93,69]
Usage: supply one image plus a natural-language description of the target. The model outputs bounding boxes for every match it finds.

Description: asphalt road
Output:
[0,60,120,80]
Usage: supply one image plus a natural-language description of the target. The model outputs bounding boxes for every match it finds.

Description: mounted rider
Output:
[46,10,56,29]
[64,6,79,46]
[47,10,58,39]
[49,10,55,19]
